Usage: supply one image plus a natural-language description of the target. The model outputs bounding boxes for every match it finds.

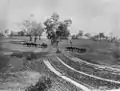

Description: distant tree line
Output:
[2,12,120,47]
[71,30,120,43]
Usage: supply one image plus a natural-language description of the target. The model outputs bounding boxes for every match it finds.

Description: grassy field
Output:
[2,36,120,71]
[2,37,51,52]
[59,39,120,66]
[0,36,82,91]
[1,36,120,90]
[2,36,120,69]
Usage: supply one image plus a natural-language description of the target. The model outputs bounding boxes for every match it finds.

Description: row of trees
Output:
[7,12,120,49]
[71,30,119,42]
[20,19,44,42]
[71,30,105,40]
[15,12,72,46]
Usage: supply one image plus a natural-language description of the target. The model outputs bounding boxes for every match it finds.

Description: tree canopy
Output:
[21,19,44,38]
[31,21,44,36]
[44,12,72,45]
[76,30,84,38]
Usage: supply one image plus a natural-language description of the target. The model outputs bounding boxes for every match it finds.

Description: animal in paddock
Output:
[38,44,41,47]
[22,41,32,47]
[66,47,73,51]
[66,47,87,53]
[41,43,48,48]
[22,41,38,47]
[33,43,38,47]
[74,47,79,52]
[22,42,28,46]
[82,48,86,53]
[78,48,86,53]
[23,41,48,48]
[27,42,32,47]
[31,42,36,47]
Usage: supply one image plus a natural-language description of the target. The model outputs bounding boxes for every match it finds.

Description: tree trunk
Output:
[70,40,72,47]
[29,35,32,41]
[34,36,37,43]
[51,39,55,46]
[56,41,60,53]
[50,39,52,45]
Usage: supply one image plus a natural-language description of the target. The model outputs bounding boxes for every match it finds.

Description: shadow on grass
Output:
[10,52,49,60]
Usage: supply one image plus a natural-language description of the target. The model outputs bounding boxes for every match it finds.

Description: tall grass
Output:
[112,49,120,60]
[25,75,52,91]
[0,36,10,74]
[11,52,48,60]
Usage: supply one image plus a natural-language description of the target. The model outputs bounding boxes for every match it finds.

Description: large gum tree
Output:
[44,12,72,52]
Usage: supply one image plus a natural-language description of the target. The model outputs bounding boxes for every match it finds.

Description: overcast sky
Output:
[1,0,120,36]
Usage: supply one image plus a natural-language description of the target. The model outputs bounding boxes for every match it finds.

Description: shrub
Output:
[112,50,120,59]
[25,52,37,60]
[25,75,52,91]
[35,52,48,58]
[11,52,37,60]
[41,43,48,48]
[56,49,61,53]
[11,52,23,58]
[11,51,49,61]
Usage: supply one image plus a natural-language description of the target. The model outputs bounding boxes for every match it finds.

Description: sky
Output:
[1,0,120,36]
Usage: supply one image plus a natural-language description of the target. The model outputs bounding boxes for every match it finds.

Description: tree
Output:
[104,36,108,41]
[84,33,91,39]
[91,34,99,41]
[76,30,83,38]
[31,21,44,42]
[3,29,9,37]
[10,31,14,38]
[22,19,33,41]
[98,32,105,40]
[37,24,44,40]
[44,12,72,52]
[68,36,72,47]
[18,31,25,36]
[21,19,44,42]
[4,29,9,34]
[71,35,77,39]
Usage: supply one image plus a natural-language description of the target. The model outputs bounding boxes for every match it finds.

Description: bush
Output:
[56,48,61,53]
[41,43,48,48]
[11,52,23,58]
[25,52,37,60]
[11,52,37,60]
[25,75,52,91]
[112,50,120,59]
[11,51,49,62]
